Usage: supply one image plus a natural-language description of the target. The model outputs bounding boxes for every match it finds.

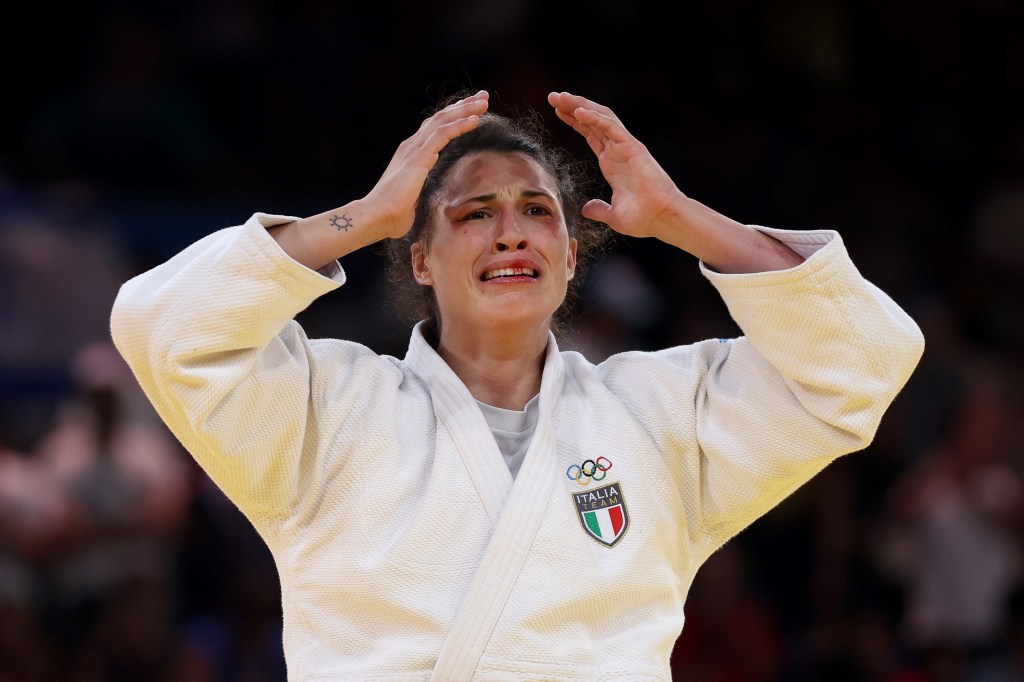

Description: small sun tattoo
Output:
[329,214,353,231]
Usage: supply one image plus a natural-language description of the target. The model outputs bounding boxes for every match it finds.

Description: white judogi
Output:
[110,213,924,681]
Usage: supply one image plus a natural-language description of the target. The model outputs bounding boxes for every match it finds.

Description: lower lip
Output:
[483,276,537,284]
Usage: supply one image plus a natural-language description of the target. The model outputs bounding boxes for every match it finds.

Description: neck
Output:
[436,318,550,410]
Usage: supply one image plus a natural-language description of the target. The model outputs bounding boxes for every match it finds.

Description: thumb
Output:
[581,199,613,225]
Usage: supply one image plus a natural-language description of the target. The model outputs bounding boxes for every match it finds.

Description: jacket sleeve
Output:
[598,227,924,558]
[109,212,378,523]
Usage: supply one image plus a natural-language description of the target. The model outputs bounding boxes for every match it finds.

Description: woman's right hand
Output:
[270,91,488,270]
[363,91,489,240]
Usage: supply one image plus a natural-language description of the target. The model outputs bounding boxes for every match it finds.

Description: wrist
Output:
[649,192,696,244]
[342,197,400,242]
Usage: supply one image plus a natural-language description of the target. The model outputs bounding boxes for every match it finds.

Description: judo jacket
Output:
[110,212,925,681]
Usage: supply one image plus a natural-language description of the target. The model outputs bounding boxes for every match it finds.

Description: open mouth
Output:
[481,267,539,281]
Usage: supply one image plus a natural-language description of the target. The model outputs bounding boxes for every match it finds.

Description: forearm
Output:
[111,214,343,517]
[269,93,490,272]
[654,195,805,274]
[268,198,397,272]
[703,227,925,443]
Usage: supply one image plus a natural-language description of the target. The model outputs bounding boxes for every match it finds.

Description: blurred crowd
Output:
[2,1,1023,680]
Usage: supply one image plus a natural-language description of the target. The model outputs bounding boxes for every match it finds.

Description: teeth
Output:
[484,267,536,281]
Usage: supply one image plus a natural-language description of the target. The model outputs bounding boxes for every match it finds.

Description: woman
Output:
[111,90,924,680]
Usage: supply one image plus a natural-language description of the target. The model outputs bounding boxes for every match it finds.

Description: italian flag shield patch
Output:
[573,482,629,547]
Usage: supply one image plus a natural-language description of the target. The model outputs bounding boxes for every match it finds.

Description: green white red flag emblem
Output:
[573,482,629,547]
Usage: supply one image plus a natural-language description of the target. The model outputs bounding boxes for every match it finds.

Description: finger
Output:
[419,94,489,132]
[548,91,619,123]
[424,114,483,154]
[401,93,488,161]
[441,96,489,120]
[395,111,484,169]
[450,89,489,107]
[581,199,613,225]
[553,108,606,155]
[553,108,584,133]
[573,107,632,145]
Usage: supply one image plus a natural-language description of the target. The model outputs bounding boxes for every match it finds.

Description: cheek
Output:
[427,233,476,282]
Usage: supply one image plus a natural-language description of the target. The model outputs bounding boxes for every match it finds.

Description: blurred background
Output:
[2,1,1023,680]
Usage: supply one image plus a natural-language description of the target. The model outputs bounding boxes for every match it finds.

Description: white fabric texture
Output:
[110,212,924,681]
[476,396,538,480]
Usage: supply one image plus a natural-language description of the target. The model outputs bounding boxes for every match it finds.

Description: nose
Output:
[493,213,528,252]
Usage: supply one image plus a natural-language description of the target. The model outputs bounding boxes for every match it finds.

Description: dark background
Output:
[1,1,1022,680]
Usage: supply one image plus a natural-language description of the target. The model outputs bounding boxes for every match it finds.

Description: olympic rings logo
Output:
[566,457,613,486]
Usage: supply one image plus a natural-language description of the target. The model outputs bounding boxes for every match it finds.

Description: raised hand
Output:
[547,91,684,241]
[269,92,488,271]
[364,91,490,239]
[549,91,804,273]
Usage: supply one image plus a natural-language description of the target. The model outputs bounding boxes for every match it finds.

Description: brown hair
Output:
[384,94,610,339]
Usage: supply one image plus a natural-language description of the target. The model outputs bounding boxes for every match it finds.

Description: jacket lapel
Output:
[407,327,565,680]
[405,324,513,525]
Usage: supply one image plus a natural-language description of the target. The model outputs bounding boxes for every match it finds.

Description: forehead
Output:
[441,151,559,201]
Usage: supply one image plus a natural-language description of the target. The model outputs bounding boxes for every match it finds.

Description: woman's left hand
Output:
[548,91,685,240]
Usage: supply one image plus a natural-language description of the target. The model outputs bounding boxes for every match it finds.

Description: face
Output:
[411,151,578,334]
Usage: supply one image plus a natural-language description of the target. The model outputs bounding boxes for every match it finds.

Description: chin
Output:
[478,300,555,330]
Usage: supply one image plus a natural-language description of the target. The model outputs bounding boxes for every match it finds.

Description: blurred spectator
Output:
[0,408,63,681]
[881,358,1024,664]
[0,186,130,451]
[32,341,192,671]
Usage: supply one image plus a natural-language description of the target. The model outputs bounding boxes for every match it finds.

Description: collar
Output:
[403,321,564,411]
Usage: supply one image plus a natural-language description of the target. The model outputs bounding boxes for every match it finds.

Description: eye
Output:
[463,209,489,221]
[526,205,552,216]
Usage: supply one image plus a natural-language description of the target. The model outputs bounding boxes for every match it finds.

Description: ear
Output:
[566,238,578,280]
[411,242,434,285]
